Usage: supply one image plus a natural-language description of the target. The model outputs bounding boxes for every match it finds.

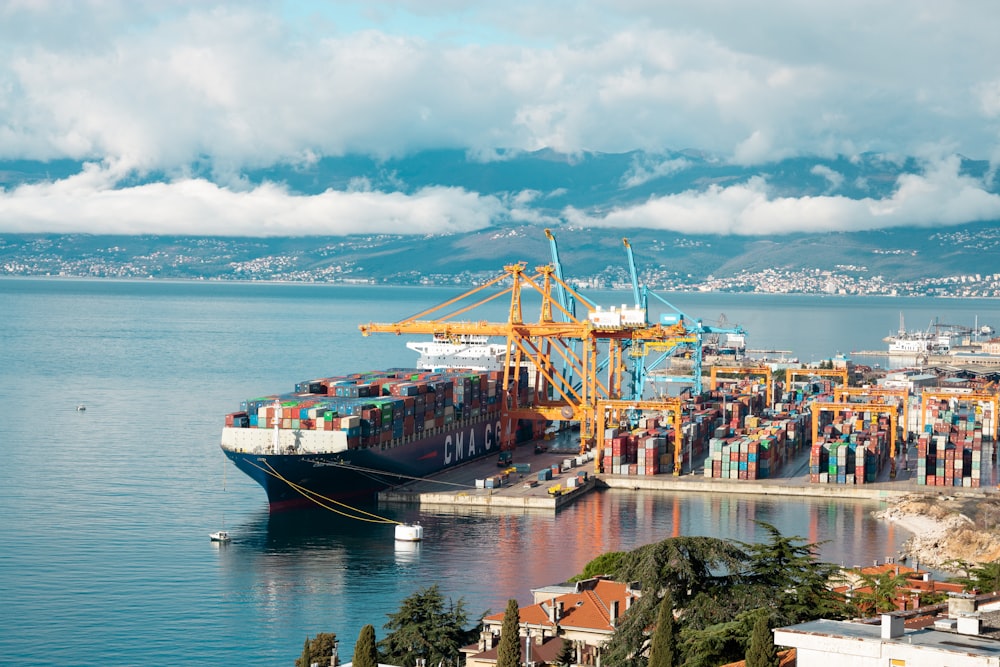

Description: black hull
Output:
[224,413,524,511]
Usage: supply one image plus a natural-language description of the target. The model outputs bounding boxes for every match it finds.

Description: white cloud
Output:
[0,164,506,236]
[565,155,1000,235]
[2,154,996,237]
[1,1,1000,236]
[621,155,691,188]
[811,164,844,193]
[0,1,998,172]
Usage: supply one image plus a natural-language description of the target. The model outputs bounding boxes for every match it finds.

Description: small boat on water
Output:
[209,530,231,543]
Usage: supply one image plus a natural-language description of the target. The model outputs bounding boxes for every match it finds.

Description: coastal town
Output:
[4,231,1000,297]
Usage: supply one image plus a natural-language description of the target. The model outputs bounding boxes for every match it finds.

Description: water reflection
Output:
[212,490,913,659]
[393,539,421,565]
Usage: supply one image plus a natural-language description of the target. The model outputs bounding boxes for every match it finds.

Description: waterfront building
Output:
[776,600,1000,667]
[462,578,640,667]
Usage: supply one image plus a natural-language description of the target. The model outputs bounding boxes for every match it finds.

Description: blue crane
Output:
[621,238,747,398]
[544,228,583,398]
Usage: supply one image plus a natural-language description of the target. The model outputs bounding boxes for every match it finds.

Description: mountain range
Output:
[1,149,999,295]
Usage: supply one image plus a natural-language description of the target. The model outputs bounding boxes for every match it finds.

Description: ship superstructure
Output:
[407,333,509,371]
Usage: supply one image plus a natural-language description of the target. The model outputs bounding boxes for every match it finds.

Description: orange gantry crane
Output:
[919,389,1000,440]
[359,262,696,468]
[809,400,901,477]
[785,367,849,391]
[708,365,774,406]
[833,386,911,440]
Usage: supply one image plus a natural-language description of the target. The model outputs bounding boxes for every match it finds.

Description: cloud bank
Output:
[566,156,1000,235]
[0,155,994,237]
[0,165,506,236]
[1,1,1000,236]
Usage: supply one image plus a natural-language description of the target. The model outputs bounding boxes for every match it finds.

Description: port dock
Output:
[378,441,599,510]
[377,437,1000,511]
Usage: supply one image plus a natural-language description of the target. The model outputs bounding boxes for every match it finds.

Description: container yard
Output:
[377,364,1000,511]
[913,391,999,488]
[808,407,893,484]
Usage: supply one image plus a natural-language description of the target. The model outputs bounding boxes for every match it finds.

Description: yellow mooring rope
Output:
[245,458,401,524]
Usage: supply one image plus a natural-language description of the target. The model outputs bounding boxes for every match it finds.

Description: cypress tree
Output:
[496,599,522,667]
[297,633,338,667]
[353,625,378,667]
[745,612,779,667]
[647,590,678,667]
[296,636,313,667]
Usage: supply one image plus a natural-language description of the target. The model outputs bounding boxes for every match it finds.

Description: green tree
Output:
[677,524,851,664]
[296,632,339,667]
[587,524,854,667]
[740,522,852,624]
[745,612,779,667]
[378,585,478,667]
[353,625,378,667]
[967,560,1000,593]
[555,637,574,667]
[570,551,627,582]
[647,590,678,667]
[296,636,313,667]
[496,599,521,667]
[851,570,910,615]
[598,536,749,667]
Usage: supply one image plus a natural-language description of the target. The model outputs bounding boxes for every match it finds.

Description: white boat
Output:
[885,313,968,356]
[209,530,231,543]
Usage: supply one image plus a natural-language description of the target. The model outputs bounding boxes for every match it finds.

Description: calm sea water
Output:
[1,278,998,666]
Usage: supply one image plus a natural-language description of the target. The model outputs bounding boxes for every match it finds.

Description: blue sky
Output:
[2,0,1000,236]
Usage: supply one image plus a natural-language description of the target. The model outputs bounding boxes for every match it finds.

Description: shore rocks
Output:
[874,493,1000,571]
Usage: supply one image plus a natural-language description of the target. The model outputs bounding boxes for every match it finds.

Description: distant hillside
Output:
[2,148,1000,294]
[2,221,1000,297]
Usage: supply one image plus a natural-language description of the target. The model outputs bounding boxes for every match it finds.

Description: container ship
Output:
[221,337,533,511]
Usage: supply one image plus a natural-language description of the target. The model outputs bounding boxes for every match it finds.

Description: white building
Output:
[775,609,1000,667]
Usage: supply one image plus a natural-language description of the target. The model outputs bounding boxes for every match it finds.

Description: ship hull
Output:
[223,412,515,511]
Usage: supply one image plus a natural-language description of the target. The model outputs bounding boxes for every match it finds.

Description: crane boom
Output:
[360,261,694,456]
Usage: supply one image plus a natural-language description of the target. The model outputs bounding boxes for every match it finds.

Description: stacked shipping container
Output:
[597,389,774,477]
[601,428,674,475]
[703,413,808,480]
[225,367,526,450]
[808,410,891,484]
[915,399,994,488]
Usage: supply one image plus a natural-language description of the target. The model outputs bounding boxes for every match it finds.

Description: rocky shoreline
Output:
[874,493,1000,572]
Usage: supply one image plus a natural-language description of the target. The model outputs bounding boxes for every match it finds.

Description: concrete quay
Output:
[378,439,1000,511]
[378,442,597,511]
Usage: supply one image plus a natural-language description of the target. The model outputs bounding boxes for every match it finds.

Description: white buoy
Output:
[394,523,423,542]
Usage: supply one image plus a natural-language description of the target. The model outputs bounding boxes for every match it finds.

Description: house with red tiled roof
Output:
[833,561,966,613]
[462,577,641,667]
